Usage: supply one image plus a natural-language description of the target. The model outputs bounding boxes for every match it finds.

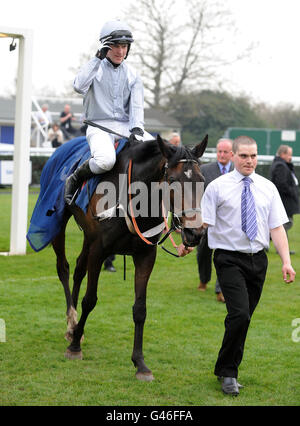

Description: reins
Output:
[128,158,180,257]
[128,159,157,246]
[128,159,198,257]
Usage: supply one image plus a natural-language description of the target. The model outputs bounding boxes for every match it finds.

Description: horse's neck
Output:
[134,156,165,184]
[127,154,165,220]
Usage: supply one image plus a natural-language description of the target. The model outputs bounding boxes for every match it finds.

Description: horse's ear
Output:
[157,134,173,159]
[192,134,208,158]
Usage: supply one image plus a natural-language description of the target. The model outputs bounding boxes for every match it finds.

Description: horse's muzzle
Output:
[181,226,205,247]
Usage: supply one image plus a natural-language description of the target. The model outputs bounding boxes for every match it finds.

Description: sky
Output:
[1,0,300,107]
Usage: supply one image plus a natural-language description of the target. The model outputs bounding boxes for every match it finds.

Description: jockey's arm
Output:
[73,57,102,96]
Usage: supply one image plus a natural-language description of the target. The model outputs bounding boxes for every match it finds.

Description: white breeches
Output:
[86,120,154,174]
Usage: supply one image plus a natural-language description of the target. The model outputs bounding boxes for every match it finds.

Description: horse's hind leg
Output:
[64,238,89,342]
[131,248,157,382]
[52,212,77,339]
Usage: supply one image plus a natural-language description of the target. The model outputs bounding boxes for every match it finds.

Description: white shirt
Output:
[34,110,52,126]
[201,168,288,253]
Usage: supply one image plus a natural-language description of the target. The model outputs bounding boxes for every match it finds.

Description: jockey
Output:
[64,19,153,205]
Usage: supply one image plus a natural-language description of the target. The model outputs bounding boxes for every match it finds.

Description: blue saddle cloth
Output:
[26,136,128,252]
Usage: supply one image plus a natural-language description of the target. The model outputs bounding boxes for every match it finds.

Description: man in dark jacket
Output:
[270,145,300,252]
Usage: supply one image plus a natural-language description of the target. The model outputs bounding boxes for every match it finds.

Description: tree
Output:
[168,90,266,146]
[254,102,300,130]
[124,0,253,108]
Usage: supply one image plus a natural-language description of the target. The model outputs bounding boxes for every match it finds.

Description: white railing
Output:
[30,96,51,147]
[0,143,55,156]
[1,142,300,165]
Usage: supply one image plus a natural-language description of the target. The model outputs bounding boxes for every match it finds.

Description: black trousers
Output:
[213,248,268,378]
[104,255,115,268]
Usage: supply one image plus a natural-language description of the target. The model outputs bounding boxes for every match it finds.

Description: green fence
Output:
[226,128,300,156]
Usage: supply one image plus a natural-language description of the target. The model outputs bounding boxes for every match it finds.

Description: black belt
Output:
[216,248,265,257]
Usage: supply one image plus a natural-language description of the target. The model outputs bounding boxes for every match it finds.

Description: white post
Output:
[9,30,33,254]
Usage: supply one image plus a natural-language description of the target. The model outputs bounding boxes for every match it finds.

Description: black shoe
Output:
[218,376,243,389]
[104,265,116,272]
[64,159,94,205]
[220,377,239,396]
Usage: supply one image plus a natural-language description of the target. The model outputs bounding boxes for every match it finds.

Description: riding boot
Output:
[64,159,94,205]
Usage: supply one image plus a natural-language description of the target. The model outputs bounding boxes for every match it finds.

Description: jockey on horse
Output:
[64,19,153,206]
[64,19,191,258]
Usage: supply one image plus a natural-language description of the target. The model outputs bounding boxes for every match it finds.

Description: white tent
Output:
[0,27,33,255]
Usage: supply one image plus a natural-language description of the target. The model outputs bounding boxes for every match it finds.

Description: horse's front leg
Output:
[132,247,157,382]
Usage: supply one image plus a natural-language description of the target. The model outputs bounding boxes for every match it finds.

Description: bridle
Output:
[162,158,202,220]
[128,156,202,257]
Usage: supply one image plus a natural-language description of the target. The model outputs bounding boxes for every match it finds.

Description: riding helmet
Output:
[100,20,134,58]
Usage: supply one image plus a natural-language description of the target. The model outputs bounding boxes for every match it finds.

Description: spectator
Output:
[35,103,53,127]
[31,103,53,146]
[270,145,300,253]
[48,122,64,148]
[104,255,116,272]
[201,135,295,395]
[60,104,78,140]
[197,138,233,302]
[168,132,181,147]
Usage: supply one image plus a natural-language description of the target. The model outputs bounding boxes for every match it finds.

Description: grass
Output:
[0,190,300,406]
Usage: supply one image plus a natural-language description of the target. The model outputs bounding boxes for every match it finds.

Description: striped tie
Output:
[241,177,257,241]
[222,166,226,174]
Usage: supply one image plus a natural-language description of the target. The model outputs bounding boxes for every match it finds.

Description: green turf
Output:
[0,191,299,406]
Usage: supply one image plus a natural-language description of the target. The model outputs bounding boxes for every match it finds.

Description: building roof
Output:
[0,97,15,123]
[144,108,180,131]
[0,96,181,133]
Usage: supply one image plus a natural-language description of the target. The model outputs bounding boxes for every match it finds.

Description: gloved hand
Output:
[129,127,144,143]
[95,36,112,60]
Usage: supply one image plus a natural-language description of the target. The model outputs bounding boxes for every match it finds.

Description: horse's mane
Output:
[129,139,162,164]
[129,139,197,168]
[167,144,196,168]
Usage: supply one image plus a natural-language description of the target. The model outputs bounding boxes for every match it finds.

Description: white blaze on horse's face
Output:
[184,169,192,179]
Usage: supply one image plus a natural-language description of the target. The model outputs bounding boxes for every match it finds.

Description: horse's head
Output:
[157,134,208,247]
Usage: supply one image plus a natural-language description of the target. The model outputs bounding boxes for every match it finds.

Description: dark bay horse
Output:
[52,134,207,381]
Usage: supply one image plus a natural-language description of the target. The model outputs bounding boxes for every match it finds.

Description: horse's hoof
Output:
[64,349,83,360]
[136,371,154,382]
